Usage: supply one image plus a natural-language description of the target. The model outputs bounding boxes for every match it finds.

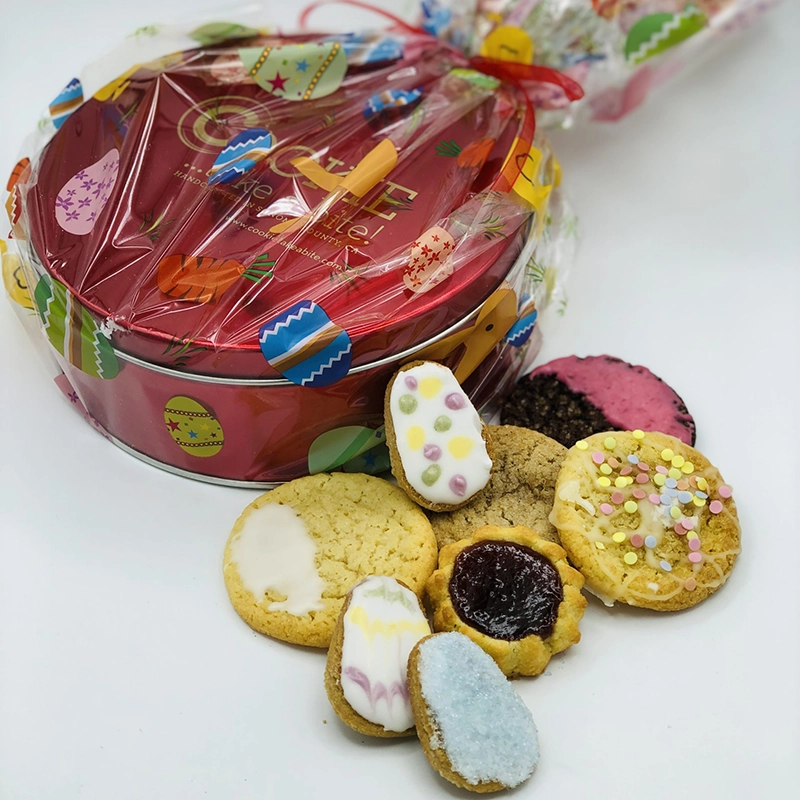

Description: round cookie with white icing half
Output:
[384,361,493,512]
[408,632,540,793]
[324,576,431,738]
[550,430,741,611]
[426,526,586,677]
[223,474,438,648]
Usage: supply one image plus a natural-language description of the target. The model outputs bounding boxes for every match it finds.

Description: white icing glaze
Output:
[390,362,491,505]
[340,576,430,732]
[227,502,325,615]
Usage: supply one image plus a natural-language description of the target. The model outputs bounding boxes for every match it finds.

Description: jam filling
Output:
[449,541,563,641]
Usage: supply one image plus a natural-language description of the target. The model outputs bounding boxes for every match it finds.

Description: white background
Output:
[1,1,798,798]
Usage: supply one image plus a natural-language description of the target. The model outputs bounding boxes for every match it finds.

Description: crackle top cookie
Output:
[385,361,492,512]
[223,473,438,648]
[550,430,741,610]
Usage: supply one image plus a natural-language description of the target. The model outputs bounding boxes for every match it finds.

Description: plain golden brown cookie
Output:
[429,425,567,549]
[408,632,540,793]
[324,576,430,738]
[549,430,741,610]
[223,473,438,648]
[384,361,493,512]
[426,526,586,677]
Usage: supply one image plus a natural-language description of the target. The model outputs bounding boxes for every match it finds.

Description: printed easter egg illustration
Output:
[259,300,352,387]
[436,138,496,169]
[2,249,33,309]
[5,187,24,239]
[479,25,535,65]
[208,128,276,185]
[338,32,403,65]
[157,252,274,303]
[403,226,456,294]
[308,425,386,474]
[6,157,30,193]
[625,6,707,66]
[33,274,119,379]
[363,88,423,120]
[49,78,83,129]
[189,22,259,47]
[238,42,348,101]
[55,149,119,236]
[163,396,224,457]
[504,298,538,347]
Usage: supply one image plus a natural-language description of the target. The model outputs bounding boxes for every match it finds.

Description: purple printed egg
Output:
[55,149,119,236]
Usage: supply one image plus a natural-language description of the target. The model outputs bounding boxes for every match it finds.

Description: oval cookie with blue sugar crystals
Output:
[49,78,83,130]
[384,361,492,512]
[33,274,119,379]
[324,575,431,738]
[208,128,275,186]
[408,632,540,793]
[259,300,352,387]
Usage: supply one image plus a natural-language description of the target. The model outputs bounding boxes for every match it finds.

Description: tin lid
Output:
[25,32,552,384]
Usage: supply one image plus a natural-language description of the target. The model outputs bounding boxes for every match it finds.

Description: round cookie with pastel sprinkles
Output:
[550,431,741,611]
[384,361,493,512]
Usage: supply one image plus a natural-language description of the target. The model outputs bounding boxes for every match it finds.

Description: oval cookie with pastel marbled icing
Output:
[385,361,492,512]
[324,575,431,737]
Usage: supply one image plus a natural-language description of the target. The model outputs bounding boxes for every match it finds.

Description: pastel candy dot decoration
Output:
[33,274,119,379]
[385,361,492,512]
[550,430,741,610]
[49,78,83,129]
[408,632,540,793]
[55,150,120,236]
[163,396,224,457]
[625,5,708,66]
[324,575,432,737]
[403,226,456,294]
[208,128,276,186]
[259,300,352,387]
[238,42,348,101]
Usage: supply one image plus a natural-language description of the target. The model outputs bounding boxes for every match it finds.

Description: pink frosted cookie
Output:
[384,361,493,512]
[501,355,696,447]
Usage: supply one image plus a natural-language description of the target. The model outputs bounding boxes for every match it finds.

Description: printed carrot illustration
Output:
[157,252,275,303]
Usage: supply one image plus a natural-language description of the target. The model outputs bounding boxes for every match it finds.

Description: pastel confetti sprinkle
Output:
[600,464,613,475]
[665,477,677,489]
[600,503,613,515]
[673,523,686,535]
[677,479,689,491]
[645,535,657,548]
[649,493,660,504]
[434,415,452,432]
[576,440,588,450]
[620,465,633,476]
[681,462,695,474]
[656,465,668,475]
[689,538,701,551]
[709,500,723,514]
[623,552,638,565]
[611,491,624,504]
[671,455,685,468]
[604,436,617,450]
[668,468,682,480]
[595,541,605,550]
[632,429,645,439]
[638,462,650,472]
[630,534,643,548]
[654,473,666,487]
[665,488,679,498]
[661,448,674,461]
[687,532,698,541]
[404,375,418,390]
[693,497,706,507]
[614,476,626,488]
[399,394,418,413]
[684,577,697,591]
[718,485,732,499]
[444,392,466,410]
[695,491,708,499]
[669,506,681,520]
[632,489,646,500]
[660,495,671,506]
[682,517,696,530]
[612,531,626,543]
[627,455,639,465]
[608,457,620,469]
[598,477,612,488]
[592,452,605,465]
[678,491,692,504]
[624,500,638,514]
[636,473,649,484]
[660,560,672,571]
[688,552,702,564]
[696,477,708,491]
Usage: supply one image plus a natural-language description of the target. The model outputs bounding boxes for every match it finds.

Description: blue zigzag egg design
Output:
[208,128,275,186]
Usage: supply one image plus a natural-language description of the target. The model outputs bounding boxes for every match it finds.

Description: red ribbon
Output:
[468,56,584,103]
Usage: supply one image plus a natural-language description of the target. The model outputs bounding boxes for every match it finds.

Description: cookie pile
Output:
[222,359,741,793]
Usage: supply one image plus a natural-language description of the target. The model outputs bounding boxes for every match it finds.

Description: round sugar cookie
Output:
[426,526,586,677]
[429,425,567,549]
[550,431,741,610]
[384,360,493,512]
[223,473,438,648]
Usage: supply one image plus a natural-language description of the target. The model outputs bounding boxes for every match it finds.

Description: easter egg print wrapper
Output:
[625,6,708,66]
[49,78,83,130]
[163,396,224,457]
[55,150,119,236]
[208,129,276,186]
[386,361,492,511]
[550,430,741,611]
[308,425,386,474]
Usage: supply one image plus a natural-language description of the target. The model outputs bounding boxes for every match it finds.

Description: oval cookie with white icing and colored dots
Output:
[384,361,493,512]
[324,576,431,738]
[550,430,741,611]
[223,473,438,648]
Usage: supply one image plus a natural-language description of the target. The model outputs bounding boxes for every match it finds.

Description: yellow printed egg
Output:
[163,396,224,457]
[479,25,535,65]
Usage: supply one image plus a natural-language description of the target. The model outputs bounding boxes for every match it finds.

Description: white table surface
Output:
[1,2,798,798]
